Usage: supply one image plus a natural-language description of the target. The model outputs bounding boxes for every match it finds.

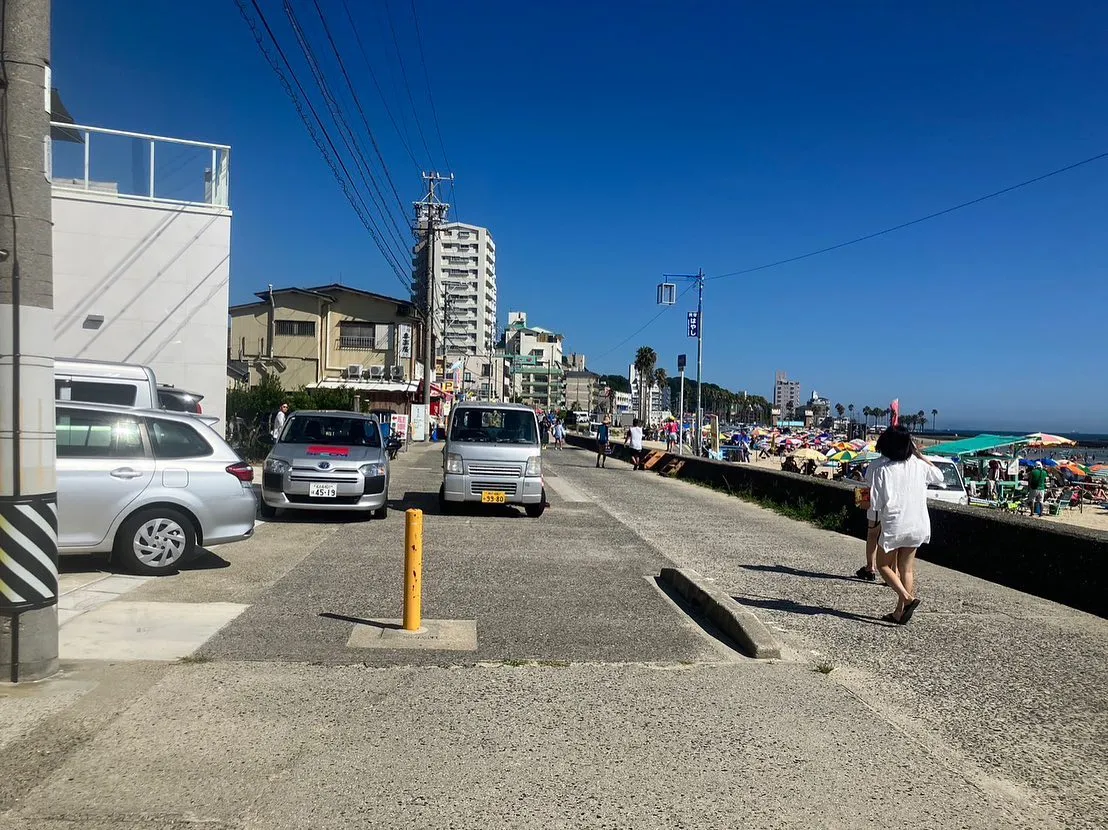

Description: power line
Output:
[592,282,696,360]
[382,0,435,167]
[707,149,1108,281]
[341,0,422,172]
[408,0,453,176]
[285,0,410,262]
[234,0,412,290]
[305,0,412,246]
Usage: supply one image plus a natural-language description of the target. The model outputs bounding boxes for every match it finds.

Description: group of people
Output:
[592,417,650,470]
[539,417,567,450]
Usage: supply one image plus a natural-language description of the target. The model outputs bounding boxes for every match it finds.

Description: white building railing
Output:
[49,122,230,208]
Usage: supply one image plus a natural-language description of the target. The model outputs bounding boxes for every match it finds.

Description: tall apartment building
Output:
[412,221,497,362]
[773,371,802,416]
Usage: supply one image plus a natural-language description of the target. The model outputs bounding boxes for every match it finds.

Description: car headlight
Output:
[359,462,385,477]
[445,452,464,475]
[525,454,542,477]
[264,458,290,474]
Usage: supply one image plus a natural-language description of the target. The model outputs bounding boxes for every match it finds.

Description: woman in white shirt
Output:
[869,425,943,625]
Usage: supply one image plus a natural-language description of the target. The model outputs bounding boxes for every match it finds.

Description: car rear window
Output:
[281,415,382,447]
[56,410,145,458]
[56,380,138,407]
[450,408,538,444]
[148,418,214,459]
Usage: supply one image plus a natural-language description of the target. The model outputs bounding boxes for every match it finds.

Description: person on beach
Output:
[868,425,943,624]
[986,459,1002,500]
[595,418,611,468]
[626,418,645,470]
[1027,461,1049,516]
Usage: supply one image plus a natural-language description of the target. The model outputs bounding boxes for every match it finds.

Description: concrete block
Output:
[660,567,782,659]
[346,619,478,651]
[59,601,247,661]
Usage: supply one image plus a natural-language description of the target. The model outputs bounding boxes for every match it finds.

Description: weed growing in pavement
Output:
[496,659,570,668]
[688,477,852,534]
[179,653,213,664]
[813,662,835,675]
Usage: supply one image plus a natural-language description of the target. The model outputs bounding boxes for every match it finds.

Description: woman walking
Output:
[868,424,943,625]
[595,418,611,468]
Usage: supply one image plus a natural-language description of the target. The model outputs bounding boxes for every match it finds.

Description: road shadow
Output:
[740,563,861,583]
[733,593,894,627]
[389,490,530,519]
[180,547,231,571]
[58,554,108,574]
[652,576,751,658]
[319,612,401,630]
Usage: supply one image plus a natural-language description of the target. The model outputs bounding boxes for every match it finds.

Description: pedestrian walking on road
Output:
[626,418,645,470]
[553,420,566,450]
[868,425,943,624]
[596,418,611,468]
[539,418,550,448]
[855,436,889,582]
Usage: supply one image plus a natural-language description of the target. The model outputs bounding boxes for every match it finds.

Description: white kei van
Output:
[55,359,160,409]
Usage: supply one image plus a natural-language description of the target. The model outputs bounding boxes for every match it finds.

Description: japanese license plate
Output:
[481,491,507,504]
[310,482,338,499]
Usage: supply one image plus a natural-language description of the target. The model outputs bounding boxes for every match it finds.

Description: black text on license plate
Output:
[481,491,507,504]
[309,483,338,498]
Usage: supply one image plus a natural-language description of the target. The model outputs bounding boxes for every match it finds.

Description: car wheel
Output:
[373,504,388,520]
[525,491,546,518]
[259,499,278,519]
[114,506,196,575]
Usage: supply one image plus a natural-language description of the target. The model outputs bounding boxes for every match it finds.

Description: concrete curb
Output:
[659,567,782,660]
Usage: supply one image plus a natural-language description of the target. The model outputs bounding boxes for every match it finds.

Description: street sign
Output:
[657,282,677,305]
[687,312,700,338]
[677,354,687,370]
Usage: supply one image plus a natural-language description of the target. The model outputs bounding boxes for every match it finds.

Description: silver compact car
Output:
[439,402,545,517]
[56,402,257,575]
[261,411,389,518]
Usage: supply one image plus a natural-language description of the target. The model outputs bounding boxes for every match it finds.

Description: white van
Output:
[925,456,970,506]
[55,359,159,409]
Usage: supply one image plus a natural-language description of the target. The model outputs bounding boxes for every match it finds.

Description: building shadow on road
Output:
[733,593,895,627]
[740,563,861,583]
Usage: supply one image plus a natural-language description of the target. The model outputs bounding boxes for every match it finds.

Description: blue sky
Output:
[53,1,1107,431]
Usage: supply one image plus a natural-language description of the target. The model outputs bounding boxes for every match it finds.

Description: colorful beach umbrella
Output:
[1025,432,1077,447]
[828,450,860,462]
[789,448,828,462]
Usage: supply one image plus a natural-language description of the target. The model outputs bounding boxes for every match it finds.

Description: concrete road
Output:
[0,441,1100,829]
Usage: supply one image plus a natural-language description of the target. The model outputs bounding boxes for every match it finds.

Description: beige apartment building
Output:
[228,284,424,409]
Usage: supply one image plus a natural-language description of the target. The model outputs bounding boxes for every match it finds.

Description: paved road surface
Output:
[0,441,1103,829]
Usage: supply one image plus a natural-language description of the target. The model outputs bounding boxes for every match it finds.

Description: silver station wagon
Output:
[261,410,389,518]
[439,402,545,517]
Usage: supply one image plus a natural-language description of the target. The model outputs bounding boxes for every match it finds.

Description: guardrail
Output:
[50,122,230,208]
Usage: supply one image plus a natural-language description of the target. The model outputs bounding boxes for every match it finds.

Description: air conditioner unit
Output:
[368,365,386,379]
[390,365,405,380]
[345,364,363,379]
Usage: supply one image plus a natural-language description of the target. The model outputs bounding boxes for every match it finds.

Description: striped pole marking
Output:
[0,494,59,611]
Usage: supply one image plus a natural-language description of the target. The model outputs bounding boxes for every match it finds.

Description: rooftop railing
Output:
[49,122,230,208]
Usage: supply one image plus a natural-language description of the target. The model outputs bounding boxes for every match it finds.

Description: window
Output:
[449,407,536,444]
[148,418,213,459]
[282,415,382,448]
[481,364,491,377]
[55,380,138,407]
[339,321,376,350]
[56,410,144,458]
[275,320,316,337]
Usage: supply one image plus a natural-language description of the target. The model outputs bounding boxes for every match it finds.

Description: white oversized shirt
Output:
[869,456,944,551]
[863,456,887,522]
[628,426,644,450]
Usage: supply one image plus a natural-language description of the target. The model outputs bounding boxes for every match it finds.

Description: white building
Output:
[629,364,664,422]
[773,370,802,417]
[413,221,497,360]
[50,120,232,427]
[503,312,565,410]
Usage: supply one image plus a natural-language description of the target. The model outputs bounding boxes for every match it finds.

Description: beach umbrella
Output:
[789,448,827,462]
[1058,462,1088,477]
[1039,458,1060,467]
[828,450,859,462]
[1026,432,1077,447]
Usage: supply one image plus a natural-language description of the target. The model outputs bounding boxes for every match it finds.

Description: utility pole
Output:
[659,269,705,454]
[677,354,686,456]
[1,0,59,682]
[414,171,451,440]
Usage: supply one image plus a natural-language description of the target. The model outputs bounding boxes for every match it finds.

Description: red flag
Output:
[890,399,900,427]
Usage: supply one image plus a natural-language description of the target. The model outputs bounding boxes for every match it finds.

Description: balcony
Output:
[50,122,230,208]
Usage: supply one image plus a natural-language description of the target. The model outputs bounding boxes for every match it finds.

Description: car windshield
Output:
[928,462,964,491]
[281,415,381,447]
[450,408,538,444]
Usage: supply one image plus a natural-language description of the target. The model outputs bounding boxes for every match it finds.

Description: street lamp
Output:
[658,270,705,451]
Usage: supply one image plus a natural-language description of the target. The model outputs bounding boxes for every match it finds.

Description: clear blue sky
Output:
[53,1,1107,432]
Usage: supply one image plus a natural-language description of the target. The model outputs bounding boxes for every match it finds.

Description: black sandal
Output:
[898,598,921,625]
[881,613,900,624]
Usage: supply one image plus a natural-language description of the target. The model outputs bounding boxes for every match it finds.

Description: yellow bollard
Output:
[403,509,423,631]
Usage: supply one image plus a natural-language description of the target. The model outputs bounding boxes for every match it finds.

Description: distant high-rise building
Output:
[774,371,802,416]
[412,221,497,359]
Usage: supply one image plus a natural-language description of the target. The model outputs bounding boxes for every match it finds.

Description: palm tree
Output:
[862,406,872,427]
[931,408,938,432]
[848,403,855,422]
[633,346,657,421]
[835,403,846,421]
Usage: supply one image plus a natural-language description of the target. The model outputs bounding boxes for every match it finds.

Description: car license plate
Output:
[310,482,338,498]
[481,491,507,504]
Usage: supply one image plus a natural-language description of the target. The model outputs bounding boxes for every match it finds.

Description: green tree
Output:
[598,373,630,394]
[835,403,846,420]
[862,406,873,427]
[931,408,938,432]
[653,368,668,411]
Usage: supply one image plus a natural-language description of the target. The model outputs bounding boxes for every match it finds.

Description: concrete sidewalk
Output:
[545,445,1108,830]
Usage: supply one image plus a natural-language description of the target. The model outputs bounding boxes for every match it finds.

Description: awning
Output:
[308,379,418,393]
[923,434,1029,457]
